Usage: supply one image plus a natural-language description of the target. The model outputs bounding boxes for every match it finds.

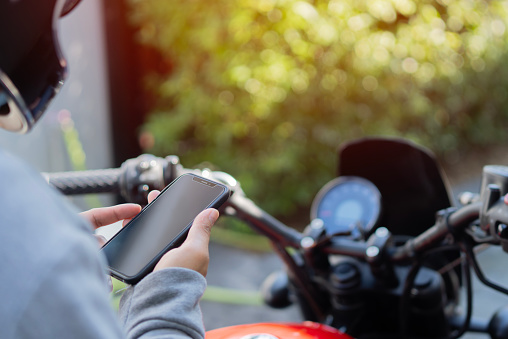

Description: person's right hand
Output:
[147,190,219,277]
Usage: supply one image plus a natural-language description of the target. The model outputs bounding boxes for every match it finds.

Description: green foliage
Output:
[127,0,508,216]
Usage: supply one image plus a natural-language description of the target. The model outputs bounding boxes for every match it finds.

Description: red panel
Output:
[206,322,353,339]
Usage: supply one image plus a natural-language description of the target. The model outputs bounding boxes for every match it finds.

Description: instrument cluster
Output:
[310,176,382,239]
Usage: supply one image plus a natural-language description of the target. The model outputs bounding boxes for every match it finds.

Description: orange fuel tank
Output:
[206,322,353,339]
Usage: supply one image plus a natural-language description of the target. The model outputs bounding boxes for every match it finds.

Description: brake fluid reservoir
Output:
[481,166,508,199]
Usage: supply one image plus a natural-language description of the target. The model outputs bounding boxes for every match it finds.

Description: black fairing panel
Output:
[338,137,453,236]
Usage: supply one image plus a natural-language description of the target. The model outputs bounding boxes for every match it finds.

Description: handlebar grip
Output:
[43,168,123,195]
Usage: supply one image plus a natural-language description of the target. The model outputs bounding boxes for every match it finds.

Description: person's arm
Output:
[14,232,127,339]
[119,268,207,339]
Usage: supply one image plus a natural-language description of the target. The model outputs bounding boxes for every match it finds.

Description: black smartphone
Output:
[100,173,230,284]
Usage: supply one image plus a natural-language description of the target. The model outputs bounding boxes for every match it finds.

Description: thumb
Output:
[183,208,219,249]
[154,208,220,276]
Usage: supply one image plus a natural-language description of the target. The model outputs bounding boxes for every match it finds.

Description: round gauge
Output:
[310,176,382,238]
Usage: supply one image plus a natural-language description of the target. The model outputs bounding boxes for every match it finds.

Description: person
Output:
[0,0,219,337]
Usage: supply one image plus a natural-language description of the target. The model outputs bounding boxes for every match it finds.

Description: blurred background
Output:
[5,0,508,217]
[125,0,508,219]
[3,0,508,337]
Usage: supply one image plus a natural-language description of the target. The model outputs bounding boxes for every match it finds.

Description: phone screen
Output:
[101,174,228,279]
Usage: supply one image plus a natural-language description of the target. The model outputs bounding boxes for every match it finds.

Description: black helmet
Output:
[0,0,81,133]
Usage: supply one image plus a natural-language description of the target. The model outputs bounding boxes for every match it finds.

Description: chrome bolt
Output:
[366,246,380,258]
[310,218,324,230]
[375,227,389,238]
[301,236,315,249]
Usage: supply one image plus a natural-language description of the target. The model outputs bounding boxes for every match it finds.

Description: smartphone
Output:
[100,173,230,284]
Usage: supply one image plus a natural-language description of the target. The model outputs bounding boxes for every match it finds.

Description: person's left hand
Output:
[80,203,142,246]
[80,203,142,292]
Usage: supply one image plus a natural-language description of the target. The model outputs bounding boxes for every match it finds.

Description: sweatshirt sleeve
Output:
[119,268,207,339]
[13,236,126,339]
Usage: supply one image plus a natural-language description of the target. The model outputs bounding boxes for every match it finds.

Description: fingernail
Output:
[207,209,219,224]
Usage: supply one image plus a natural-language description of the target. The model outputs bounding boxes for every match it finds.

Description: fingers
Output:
[80,203,142,229]
[147,190,160,204]
[82,190,160,229]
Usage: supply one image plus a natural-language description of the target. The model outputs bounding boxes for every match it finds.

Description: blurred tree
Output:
[127,0,508,216]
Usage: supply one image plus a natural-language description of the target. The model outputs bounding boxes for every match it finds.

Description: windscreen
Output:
[338,137,452,236]
[101,175,226,277]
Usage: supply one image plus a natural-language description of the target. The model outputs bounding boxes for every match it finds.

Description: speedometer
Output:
[310,176,381,238]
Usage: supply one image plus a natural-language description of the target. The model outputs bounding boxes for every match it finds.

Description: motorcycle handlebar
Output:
[226,193,303,248]
[393,202,481,261]
[324,202,482,262]
[43,154,484,260]
[43,154,304,248]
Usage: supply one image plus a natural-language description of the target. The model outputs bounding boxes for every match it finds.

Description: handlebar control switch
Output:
[479,174,508,251]
[120,154,168,204]
[480,166,508,240]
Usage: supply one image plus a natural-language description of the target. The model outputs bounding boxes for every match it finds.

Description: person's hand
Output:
[81,203,142,292]
[80,203,142,246]
[147,190,219,277]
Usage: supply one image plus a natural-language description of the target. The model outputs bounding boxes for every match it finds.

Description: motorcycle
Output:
[43,137,508,339]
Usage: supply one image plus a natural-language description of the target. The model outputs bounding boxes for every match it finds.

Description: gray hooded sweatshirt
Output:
[0,149,206,339]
